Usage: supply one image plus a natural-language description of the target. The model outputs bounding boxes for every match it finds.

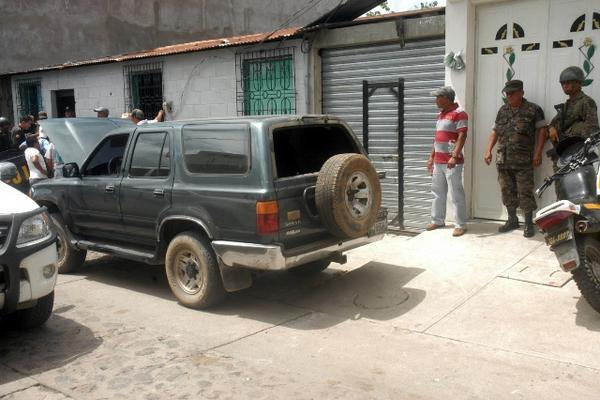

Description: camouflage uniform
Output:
[550,91,599,140]
[495,98,546,213]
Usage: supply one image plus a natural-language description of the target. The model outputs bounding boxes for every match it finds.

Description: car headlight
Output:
[16,212,52,246]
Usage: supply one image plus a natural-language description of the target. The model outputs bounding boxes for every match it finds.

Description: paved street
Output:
[1,221,600,399]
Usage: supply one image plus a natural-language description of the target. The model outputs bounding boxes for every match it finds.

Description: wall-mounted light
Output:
[444,51,465,71]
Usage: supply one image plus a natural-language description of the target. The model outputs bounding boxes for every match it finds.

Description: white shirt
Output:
[25,147,47,180]
[136,119,159,126]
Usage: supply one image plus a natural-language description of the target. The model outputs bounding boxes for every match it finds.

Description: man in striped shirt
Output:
[426,86,468,237]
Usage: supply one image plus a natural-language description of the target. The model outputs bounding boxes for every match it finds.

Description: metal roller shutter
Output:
[321,39,445,232]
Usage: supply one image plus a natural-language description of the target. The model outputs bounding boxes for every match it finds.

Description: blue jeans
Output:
[431,163,467,228]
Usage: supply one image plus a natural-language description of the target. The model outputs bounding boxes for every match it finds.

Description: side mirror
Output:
[0,162,18,181]
[62,163,81,178]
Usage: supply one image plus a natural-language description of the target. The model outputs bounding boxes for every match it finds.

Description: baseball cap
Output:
[131,109,145,120]
[93,107,109,113]
[430,86,456,101]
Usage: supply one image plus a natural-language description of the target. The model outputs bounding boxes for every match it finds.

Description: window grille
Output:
[15,79,42,118]
[123,62,164,120]
[235,47,296,116]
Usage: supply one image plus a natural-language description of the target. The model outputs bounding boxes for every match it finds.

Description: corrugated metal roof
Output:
[10,26,301,75]
[301,7,445,33]
[306,0,385,26]
[8,7,445,76]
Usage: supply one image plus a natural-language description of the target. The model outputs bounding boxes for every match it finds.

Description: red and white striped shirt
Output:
[433,103,468,164]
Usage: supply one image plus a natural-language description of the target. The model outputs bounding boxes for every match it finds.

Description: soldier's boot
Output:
[498,209,519,233]
[523,212,535,238]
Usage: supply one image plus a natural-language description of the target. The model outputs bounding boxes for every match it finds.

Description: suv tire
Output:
[316,153,381,239]
[50,213,87,273]
[165,232,226,309]
[7,291,54,329]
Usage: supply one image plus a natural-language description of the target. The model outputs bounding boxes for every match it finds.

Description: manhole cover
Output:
[353,289,410,310]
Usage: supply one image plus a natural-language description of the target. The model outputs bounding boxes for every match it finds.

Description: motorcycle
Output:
[534,131,600,313]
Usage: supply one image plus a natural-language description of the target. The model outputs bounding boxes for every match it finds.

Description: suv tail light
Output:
[535,211,573,231]
[256,201,279,235]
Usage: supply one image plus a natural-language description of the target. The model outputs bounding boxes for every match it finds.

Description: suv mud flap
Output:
[218,263,253,292]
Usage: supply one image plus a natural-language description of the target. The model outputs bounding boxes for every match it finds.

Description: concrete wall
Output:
[10,39,308,121]
[0,0,338,75]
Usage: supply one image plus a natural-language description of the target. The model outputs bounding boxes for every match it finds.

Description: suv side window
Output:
[182,125,250,174]
[129,132,170,178]
[84,134,129,176]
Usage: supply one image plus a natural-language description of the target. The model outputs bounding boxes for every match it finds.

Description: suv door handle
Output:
[105,185,115,193]
[153,188,165,198]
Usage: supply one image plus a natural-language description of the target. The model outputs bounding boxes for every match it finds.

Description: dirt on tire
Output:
[165,231,226,309]
[315,153,381,239]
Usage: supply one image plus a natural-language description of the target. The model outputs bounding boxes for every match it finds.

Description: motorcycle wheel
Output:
[573,236,600,313]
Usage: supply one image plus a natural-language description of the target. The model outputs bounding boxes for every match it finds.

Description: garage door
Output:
[321,39,445,231]
[473,0,600,220]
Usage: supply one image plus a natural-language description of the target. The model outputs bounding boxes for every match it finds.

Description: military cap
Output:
[430,86,455,101]
[559,66,585,83]
[502,80,523,93]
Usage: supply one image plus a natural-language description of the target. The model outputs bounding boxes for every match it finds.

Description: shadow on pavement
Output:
[0,314,102,385]
[574,297,600,331]
[230,261,427,325]
[72,255,426,329]
[72,255,174,301]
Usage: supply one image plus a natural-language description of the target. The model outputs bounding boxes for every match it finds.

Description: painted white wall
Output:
[11,39,307,121]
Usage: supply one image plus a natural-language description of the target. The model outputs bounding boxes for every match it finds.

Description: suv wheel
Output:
[7,291,54,329]
[316,153,381,239]
[165,232,226,309]
[50,213,87,273]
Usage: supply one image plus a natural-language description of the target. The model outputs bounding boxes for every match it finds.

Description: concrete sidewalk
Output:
[1,220,600,399]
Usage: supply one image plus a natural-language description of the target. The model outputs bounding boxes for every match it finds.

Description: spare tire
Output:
[315,153,381,239]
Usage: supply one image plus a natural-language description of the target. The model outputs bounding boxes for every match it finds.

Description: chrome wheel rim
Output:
[175,250,202,295]
[344,171,372,219]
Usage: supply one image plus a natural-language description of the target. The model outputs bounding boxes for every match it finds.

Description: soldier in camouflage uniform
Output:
[548,66,599,143]
[483,80,547,238]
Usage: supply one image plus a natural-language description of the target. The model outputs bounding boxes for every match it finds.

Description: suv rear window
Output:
[273,125,358,178]
[182,125,250,174]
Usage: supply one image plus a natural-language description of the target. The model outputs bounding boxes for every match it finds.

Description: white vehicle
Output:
[0,162,58,328]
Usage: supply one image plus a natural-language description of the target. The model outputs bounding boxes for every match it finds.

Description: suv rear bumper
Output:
[212,233,384,271]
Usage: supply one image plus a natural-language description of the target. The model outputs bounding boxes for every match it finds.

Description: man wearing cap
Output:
[548,66,598,143]
[129,108,165,126]
[483,80,547,237]
[94,107,109,118]
[426,86,468,237]
[64,106,75,118]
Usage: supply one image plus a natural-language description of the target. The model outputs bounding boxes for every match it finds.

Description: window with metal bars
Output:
[235,47,296,116]
[15,79,42,118]
[123,62,164,120]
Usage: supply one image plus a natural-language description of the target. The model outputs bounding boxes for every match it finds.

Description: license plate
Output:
[368,218,387,237]
[546,229,572,247]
